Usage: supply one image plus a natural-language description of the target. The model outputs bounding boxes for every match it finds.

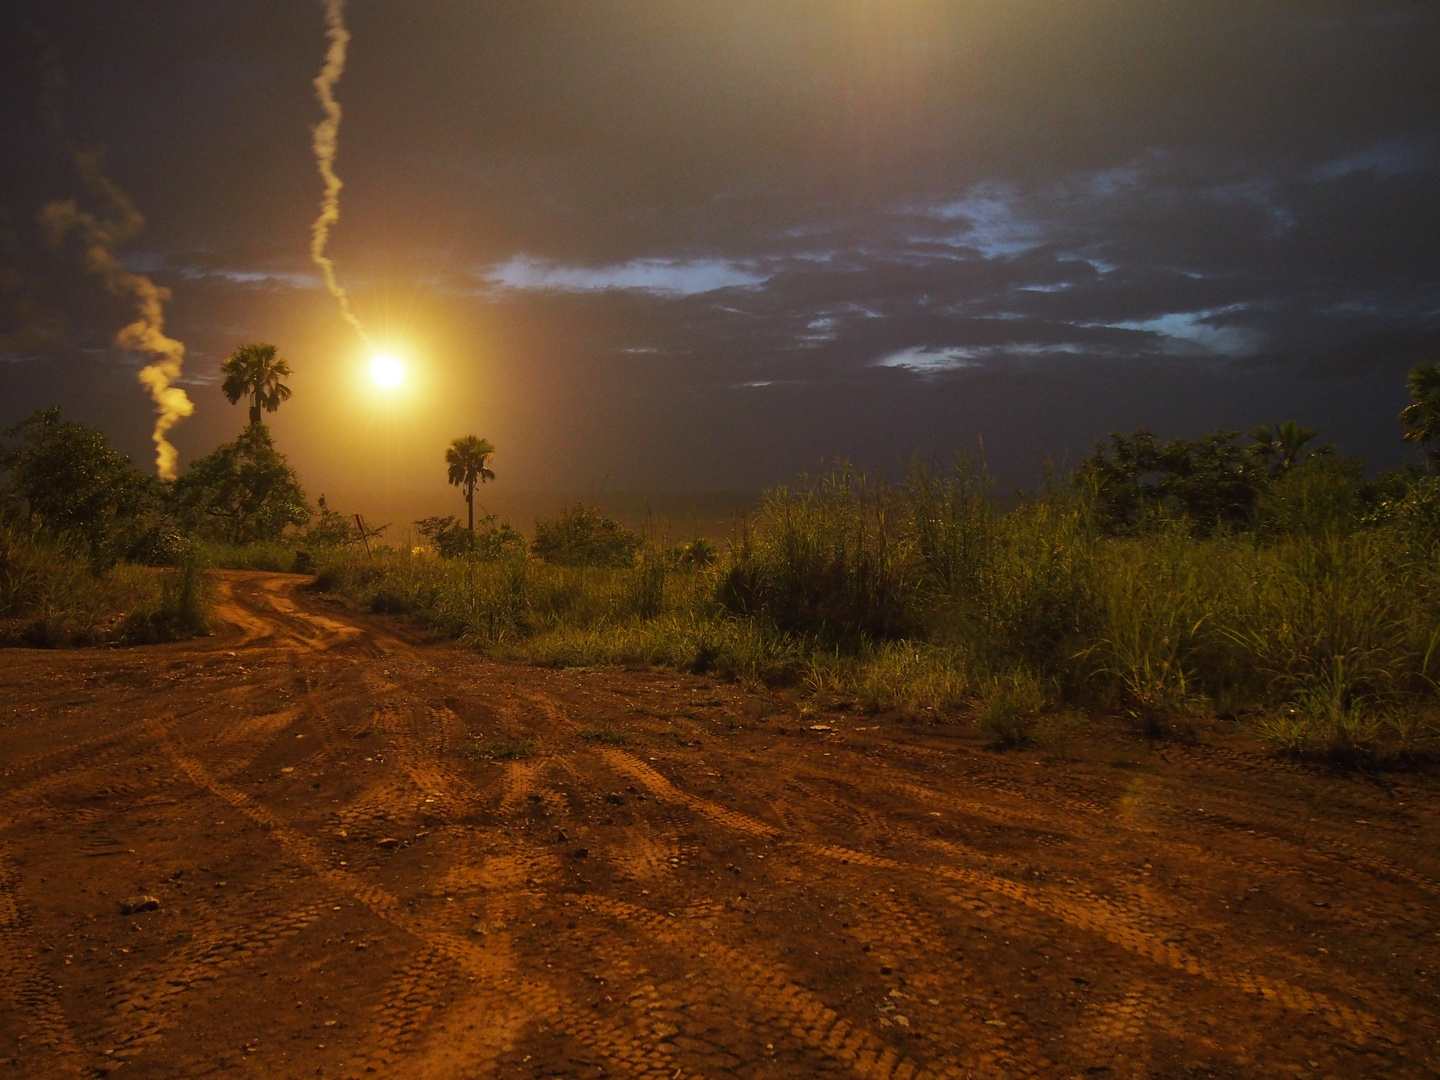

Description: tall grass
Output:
[310,461,1440,764]
[0,519,212,645]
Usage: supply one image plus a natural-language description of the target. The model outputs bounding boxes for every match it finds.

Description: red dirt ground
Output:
[1,571,1437,1079]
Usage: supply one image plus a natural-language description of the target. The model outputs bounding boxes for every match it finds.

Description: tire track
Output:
[0,848,83,1072]
[601,746,1391,1042]
[152,724,732,1079]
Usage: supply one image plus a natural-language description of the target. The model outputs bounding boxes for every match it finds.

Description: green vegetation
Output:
[461,736,536,761]
[8,353,1440,769]
[531,503,642,568]
[0,338,314,643]
[1400,360,1440,468]
[414,512,524,560]
[172,425,311,543]
[313,367,1440,767]
[0,517,210,646]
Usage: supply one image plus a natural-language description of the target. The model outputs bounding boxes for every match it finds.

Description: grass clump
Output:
[461,737,536,761]
[978,667,1049,747]
[578,727,630,745]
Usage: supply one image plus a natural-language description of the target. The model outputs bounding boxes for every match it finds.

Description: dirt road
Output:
[0,572,1437,1079]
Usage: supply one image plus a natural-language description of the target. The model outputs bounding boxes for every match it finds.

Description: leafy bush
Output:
[1076,428,1261,535]
[1,406,172,566]
[667,538,717,569]
[173,424,310,543]
[532,504,640,567]
[416,513,526,559]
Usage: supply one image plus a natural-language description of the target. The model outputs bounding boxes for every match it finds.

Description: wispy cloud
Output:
[178,267,319,289]
[1313,137,1434,183]
[484,255,767,296]
[873,345,980,374]
[1106,305,1261,357]
[921,186,1050,258]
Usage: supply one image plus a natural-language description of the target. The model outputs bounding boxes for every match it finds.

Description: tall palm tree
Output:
[1400,360,1440,470]
[446,435,496,534]
[221,343,293,427]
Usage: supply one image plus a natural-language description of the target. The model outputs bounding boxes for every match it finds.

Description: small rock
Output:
[809,724,832,732]
[119,895,159,915]
[604,792,625,805]
[554,828,569,843]
[376,838,401,851]
[571,847,589,859]
[471,924,488,937]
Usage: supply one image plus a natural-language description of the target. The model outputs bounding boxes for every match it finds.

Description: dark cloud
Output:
[1,0,1437,508]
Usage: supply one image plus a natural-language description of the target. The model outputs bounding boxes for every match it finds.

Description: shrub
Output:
[173,424,310,543]
[532,504,640,567]
[1,406,171,566]
[718,467,925,641]
[304,450,1440,766]
[416,513,526,560]
[305,495,359,548]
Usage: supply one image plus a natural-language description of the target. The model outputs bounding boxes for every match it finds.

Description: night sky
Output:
[2,1,1438,520]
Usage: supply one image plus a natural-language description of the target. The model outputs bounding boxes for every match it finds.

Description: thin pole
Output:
[355,513,373,557]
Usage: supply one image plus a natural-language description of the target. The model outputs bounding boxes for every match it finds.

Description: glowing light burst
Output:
[370,353,404,389]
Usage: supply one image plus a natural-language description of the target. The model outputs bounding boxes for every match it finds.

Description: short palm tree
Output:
[1246,420,1329,477]
[221,343,293,427]
[1400,360,1440,469]
[446,435,496,534]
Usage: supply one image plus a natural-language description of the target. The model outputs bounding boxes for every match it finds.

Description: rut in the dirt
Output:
[0,571,1437,1079]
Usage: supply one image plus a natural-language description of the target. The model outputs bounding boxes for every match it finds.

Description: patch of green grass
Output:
[461,737,536,761]
[578,727,630,745]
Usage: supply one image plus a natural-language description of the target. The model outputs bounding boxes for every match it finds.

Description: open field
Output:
[0,571,1437,1079]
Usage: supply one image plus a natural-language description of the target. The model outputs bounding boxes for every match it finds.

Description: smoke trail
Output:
[311,0,371,345]
[40,151,193,479]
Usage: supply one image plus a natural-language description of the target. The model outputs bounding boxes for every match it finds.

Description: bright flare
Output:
[370,353,404,389]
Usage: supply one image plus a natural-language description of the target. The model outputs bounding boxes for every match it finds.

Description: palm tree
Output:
[1400,360,1440,470]
[446,435,496,534]
[221,343,293,427]
[1245,420,1330,478]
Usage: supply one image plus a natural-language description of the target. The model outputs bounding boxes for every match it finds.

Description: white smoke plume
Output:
[40,151,193,480]
[311,0,371,346]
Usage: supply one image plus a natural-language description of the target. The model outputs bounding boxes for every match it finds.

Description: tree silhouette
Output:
[1400,360,1440,470]
[1245,420,1331,478]
[221,343,293,427]
[445,435,496,534]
